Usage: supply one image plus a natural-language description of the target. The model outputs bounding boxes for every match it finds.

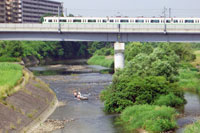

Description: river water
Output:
[29,62,123,133]
[29,61,200,133]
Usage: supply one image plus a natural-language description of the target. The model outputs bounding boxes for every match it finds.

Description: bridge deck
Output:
[0,24,200,42]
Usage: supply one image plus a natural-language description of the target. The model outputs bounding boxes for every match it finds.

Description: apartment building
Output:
[0,0,6,23]
[0,0,63,23]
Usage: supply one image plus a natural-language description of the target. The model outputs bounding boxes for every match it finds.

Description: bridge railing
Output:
[0,23,200,33]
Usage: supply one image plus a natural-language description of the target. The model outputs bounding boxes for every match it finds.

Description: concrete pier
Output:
[114,42,125,70]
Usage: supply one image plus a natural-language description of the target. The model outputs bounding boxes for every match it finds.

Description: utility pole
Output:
[58,6,61,33]
[169,8,171,18]
[163,7,167,34]
[65,8,68,17]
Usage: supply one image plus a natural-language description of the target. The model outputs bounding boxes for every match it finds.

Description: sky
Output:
[58,0,200,17]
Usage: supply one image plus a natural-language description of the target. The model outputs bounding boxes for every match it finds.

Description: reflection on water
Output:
[29,64,113,76]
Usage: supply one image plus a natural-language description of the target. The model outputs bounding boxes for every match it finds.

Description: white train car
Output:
[43,16,200,24]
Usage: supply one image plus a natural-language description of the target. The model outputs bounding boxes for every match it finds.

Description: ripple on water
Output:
[31,64,123,133]
[176,92,200,133]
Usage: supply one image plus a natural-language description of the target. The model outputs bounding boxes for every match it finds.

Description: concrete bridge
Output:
[1,23,200,70]
[1,23,200,42]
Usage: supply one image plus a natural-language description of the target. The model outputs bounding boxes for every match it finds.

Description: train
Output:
[43,16,200,24]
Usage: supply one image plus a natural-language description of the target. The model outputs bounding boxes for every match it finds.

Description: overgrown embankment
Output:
[0,63,57,132]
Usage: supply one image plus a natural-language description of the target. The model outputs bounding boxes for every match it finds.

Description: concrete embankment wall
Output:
[0,67,58,133]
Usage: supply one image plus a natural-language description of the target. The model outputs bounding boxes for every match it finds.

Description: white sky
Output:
[57,0,200,17]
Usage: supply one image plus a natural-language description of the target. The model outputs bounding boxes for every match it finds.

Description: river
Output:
[29,60,200,133]
[29,61,123,133]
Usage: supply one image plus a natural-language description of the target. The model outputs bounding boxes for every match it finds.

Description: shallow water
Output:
[176,92,200,133]
[31,63,123,133]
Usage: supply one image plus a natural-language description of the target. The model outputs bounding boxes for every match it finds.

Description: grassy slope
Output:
[0,63,23,99]
[87,55,114,68]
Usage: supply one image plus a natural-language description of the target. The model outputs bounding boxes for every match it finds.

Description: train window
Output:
[130,20,134,23]
[120,19,129,23]
[135,20,144,23]
[59,19,67,22]
[115,20,119,23]
[185,20,194,23]
[166,20,171,23]
[102,20,107,23]
[73,19,81,23]
[173,20,178,23]
[150,20,159,23]
[110,20,114,22]
[88,19,96,23]
[48,20,52,22]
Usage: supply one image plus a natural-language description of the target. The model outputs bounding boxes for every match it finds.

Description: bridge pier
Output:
[114,42,125,70]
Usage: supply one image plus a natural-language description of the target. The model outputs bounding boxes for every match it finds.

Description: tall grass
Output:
[0,57,20,62]
[178,68,200,93]
[119,105,178,132]
[184,121,200,133]
[87,55,114,68]
[179,50,200,93]
[0,63,23,99]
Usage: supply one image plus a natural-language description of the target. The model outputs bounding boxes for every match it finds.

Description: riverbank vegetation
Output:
[119,105,178,132]
[87,55,114,68]
[0,41,113,63]
[87,42,114,68]
[101,42,197,132]
[0,63,23,100]
[0,41,92,61]
[185,120,200,133]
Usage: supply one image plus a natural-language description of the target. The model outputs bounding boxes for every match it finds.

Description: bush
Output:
[101,75,184,113]
[154,93,185,107]
[94,47,114,56]
[119,105,178,132]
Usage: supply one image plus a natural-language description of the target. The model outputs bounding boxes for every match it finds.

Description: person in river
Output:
[73,91,78,97]
[77,91,88,100]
